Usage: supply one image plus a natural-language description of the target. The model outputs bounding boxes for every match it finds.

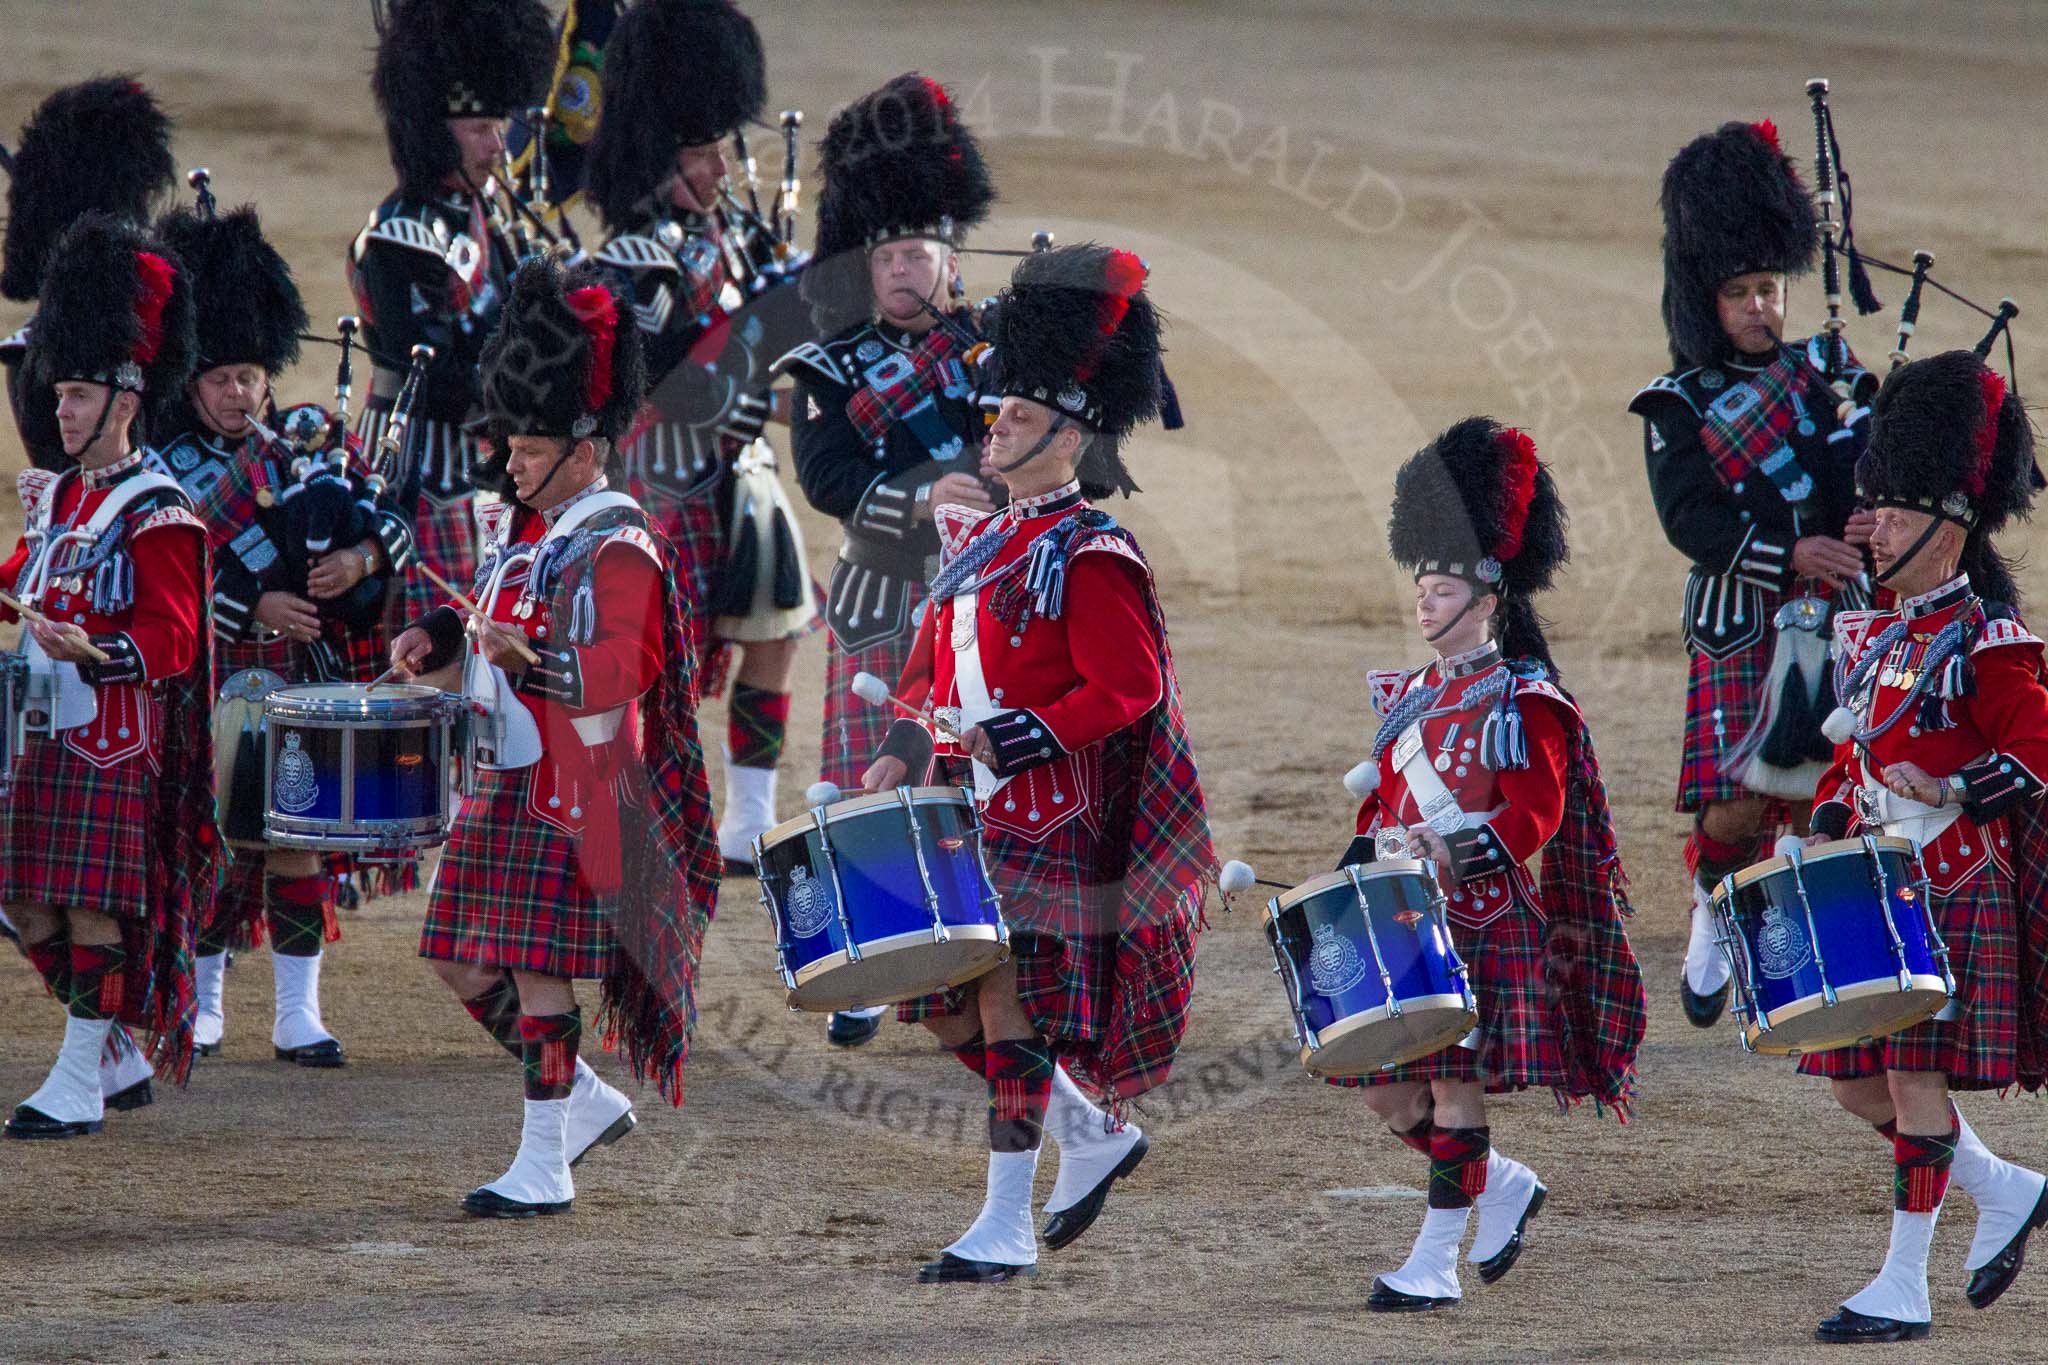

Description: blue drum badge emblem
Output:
[273,731,318,814]
[785,866,835,939]
[1756,904,1814,980]
[1307,919,1369,996]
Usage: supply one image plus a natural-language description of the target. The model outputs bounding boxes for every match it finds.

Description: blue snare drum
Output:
[1712,835,1953,1056]
[754,786,1008,1012]
[1264,860,1479,1079]
[263,683,458,858]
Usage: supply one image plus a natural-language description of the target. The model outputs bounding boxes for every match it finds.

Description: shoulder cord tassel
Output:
[569,579,597,646]
[1915,618,1971,733]
[91,550,134,613]
[1024,509,1116,622]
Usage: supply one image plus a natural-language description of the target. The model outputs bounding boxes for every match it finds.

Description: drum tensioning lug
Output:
[895,787,948,945]
[752,836,799,991]
[1859,834,1916,993]
[963,789,1011,946]
[1265,899,1319,1052]
[1714,875,1770,1040]
[1787,845,1838,1009]
[1420,874,1476,1012]
[1911,861,1957,996]
[1346,864,1401,1020]
[810,806,860,964]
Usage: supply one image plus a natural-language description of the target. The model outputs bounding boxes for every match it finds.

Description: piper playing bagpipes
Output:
[585,0,819,874]
[1,78,176,473]
[1795,351,2048,1344]
[153,192,413,1066]
[0,214,221,1139]
[351,0,553,634]
[862,244,1216,1283]
[1340,420,1646,1312]
[1630,117,1878,1029]
[388,258,721,1218]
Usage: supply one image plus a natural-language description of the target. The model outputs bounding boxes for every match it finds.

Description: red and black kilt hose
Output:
[420,768,618,980]
[394,494,476,638]
[0,731,157,914]
[1330,894,1564,1094]
[1797,863,2022,1091]
[637,480,736,703]
[896,786,1200,1090]
[820,594,927,791]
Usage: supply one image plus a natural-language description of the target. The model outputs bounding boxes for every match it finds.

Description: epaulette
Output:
[593,234,679,275]
[1071,529,1148,573]
[1974,616,2044,655]
[0,319,29,359]
[1627,370,1705,421]
[595,522,662,569]
[1832,609,1886,665]
[1510,672,1582,720]
[1366,668,1416,720]
[774,336,855,388]
[934,501,993,557]
[16,467,59,519]
[132,504,205,538]
[360,210,447,262]
[475,498,516,549]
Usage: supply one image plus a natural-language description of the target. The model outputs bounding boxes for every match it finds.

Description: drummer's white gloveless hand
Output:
[1882,761,1941,806]
[1405,824,1451,865]
[475,616,529,672]
[862,755,908,792]
[27,617,97,663]
[254,590,321,642]
[389,625,433,674]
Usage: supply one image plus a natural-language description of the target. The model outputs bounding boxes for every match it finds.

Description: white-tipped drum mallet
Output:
[1218,859,1295,897]
[1342,758,1382,800]
[849,670,968,743]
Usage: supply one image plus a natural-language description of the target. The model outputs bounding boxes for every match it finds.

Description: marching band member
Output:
[389,258,722,1217]
[155,200,410,1065]
[785,73,996,1049]
[352,0,553,632]
[1343,419,1646,1311]
[1630,118,1876,1027]
[586,0,818,874]
[864,244,1215,1282]
[2,78,175,473]
[1798,351,2048,1343]
[0,214,221,1138]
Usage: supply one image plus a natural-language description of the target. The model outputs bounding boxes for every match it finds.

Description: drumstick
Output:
[1219,860,1294,895]
[363,663,405,690]
[0,589,111,664]
[849,671,968,743]
[413,562,542,666]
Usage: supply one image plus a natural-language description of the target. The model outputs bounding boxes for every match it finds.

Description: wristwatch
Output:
[1944,774,1968,806]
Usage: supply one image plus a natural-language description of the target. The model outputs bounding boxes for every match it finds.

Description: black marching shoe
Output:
[916,1252,1035,1284]
[826,1010,883,1049]
[274,1039,347,1068]
[3,1105,103,1140]
[1475,1184,1547,1285]
[1815,1307,1929,1344]
[1042,1133,1150,1250]
[462,1186,572,1219]
[1679,977,1728,1029]
[1969,1183,2048,1309]
[195,1041,222,1058]
[1367,1277,1457,1313]
[104,1079,155,1113]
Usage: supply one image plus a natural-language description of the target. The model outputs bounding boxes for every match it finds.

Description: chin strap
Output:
[991,415,1072,476]
[526,438,583,509]
[1423,589,1495,646]
[1875,514,1960,587]
[75,385,124,462]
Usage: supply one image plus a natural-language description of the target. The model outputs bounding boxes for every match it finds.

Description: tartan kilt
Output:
[420,767,616,980]
[1678,632,1793,817]
[0,731,154,916]
[1335,895,1564,1093]
[821,602,925,790]
[897,782,1201,1094]
[1796,865,2022,1091]
[394,494,476,634]
[641,482,736,701]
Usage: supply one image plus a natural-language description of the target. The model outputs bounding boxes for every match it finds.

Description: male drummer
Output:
[353,0,552,631]
[586,0,818,875]
[1794,351,2048,1343]
[2,77,175,472]
[785,73,996,1049]
[155,199,411,1065]
[389,258,721,1216]
[1630,118,1876,1027]
[1341,419,1646,1310]
[0,214,221,1137]
[863,245,1215,1282]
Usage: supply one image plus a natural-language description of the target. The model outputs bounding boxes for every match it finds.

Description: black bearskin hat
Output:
[1657,119,1817,368]
[814,74,994,260]
[480,256,647,461]
[1388,417,1568,664]
[980,244,1161,499]
[156,204,307,375]
[2,77,175,301]
[373,0,555,200]
[1859,349,2041,606]
[25,212,195,397]
[586,0,765,231]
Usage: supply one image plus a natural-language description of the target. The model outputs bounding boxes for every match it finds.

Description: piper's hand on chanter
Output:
[388,626,434,676]
[27,617,98,664]
[1792,535,1865,588]
[1842,507,1877,549]
[305,541,377,599]
[862,755,909,793]
[255,590,322,643]
[919,471,997,521]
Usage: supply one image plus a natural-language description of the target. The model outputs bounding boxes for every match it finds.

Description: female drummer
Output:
[1796,351,2048,1344]
[1343,419,1646,1311]
[862,246,1216,1283]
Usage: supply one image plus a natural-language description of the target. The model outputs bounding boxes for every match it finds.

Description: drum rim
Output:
[1741,973,1950,1054]
[1299,997,1478,1077]
[785,923,1006,1011]
[263,681,454,720]
[758,785,976,852]
[1263,859,1435,924]
[1723,834,1919,896]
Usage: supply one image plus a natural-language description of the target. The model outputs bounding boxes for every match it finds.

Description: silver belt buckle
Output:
[1854,784,1885,829]
[1420,790,1464,836]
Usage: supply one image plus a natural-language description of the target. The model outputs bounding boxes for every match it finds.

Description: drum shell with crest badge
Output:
[1263,856,1479,1080]
[1712,834,1952,1056]
[753,785,1007,1012]
[263,682,458,860]
[0,654,23,795]
[213,668,289,847]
